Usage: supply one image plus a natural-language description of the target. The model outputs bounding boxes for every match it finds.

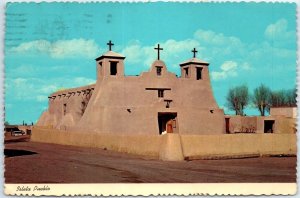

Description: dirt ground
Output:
[4,141,296,183]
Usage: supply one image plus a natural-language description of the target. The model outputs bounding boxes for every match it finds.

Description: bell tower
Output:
[179,48,209,80]
[95,40,126,80]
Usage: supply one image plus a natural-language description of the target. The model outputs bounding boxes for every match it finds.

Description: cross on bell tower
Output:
[192,48,198,58]
[154,44,163,60]
[107,40,114,51]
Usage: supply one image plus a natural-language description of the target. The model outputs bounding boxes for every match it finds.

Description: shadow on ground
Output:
[4,149,38,158]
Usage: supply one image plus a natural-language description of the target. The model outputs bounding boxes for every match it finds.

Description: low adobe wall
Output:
[31,127,296,161]
[181,134,296,160]
[31,127,162,158]
[270,107,297,118]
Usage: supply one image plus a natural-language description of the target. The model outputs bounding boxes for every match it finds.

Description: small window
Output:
[110,62,117,75]
[166,101,170,108]
[63,103,67,115]
[196,67,203,80]
[99,62,102,66]
[158,90,164,98]
[184,67,189,78]
[156,66,162,76]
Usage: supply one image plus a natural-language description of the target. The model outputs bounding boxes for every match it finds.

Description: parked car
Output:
[12,130,25,136]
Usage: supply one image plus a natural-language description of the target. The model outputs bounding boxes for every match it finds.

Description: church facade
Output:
[37,41,225,135]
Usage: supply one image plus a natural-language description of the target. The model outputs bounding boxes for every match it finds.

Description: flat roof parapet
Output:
[50,83,96,97]
[180,58,209,67]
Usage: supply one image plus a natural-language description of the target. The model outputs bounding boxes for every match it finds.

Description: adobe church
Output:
[37,41,225,135]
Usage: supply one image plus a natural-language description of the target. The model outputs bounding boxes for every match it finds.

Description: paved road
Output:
[5,141,296,183]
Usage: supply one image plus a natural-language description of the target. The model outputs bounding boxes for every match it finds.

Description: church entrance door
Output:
[158,112,177,135]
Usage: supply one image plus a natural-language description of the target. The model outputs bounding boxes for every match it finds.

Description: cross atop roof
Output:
[107,40,114,51]
[154,44,163,60]
[192,48,198,58]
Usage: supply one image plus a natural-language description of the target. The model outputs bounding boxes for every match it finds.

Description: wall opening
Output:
[110,61,117,75]
[225,118,230,133]
[196,67,203,80]
[264,120,275,133]
[164,99,172,108]
[81,101,86,116]
[184,67,189,78]
[158,90,164,98]
[156,66,162,76]
[158,112,177,135]
[63,103,67,115]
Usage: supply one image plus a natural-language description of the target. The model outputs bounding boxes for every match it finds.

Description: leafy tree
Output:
[252,84,271,116]
[226,85,249,116]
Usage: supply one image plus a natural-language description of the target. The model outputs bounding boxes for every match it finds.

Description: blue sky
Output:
[5,2,297,124]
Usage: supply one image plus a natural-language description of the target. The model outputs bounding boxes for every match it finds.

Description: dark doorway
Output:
[264,120,275,133]
[225,118,230,133]
[158,113,177,135]
[196,67,203,80]
[110,62,117,75]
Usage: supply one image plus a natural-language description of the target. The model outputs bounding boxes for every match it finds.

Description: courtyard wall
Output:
[31,127,296,161]
[181,133,296,160]
[226,115,296,134]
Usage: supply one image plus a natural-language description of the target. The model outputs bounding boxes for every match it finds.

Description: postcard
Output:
[3,1,297,196]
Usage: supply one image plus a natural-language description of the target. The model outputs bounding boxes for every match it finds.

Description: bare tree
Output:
[269,90,286,107]
[226,88,239,115]
[226,85,249,116]
[285,88,297,107]
[237,85,249,115]
[269,88,296,108]
[252,84,271,116]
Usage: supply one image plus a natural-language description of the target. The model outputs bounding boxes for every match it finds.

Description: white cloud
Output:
[13,78,28,86]
[120,26,293,79]
[221,61,237,71]
[122,39,200,68]
[264,19,295,43]
[39,85,59,94]
[6,23,295,104]
[194,29,241,47]
[6,77,96,103]
[248,41,295,61]
[73,77,95,85]
[241,62,252,71]
[121,40,148,64]
[194,29,244,51]
[11,40,51,54]
[36,95,48,102]
[50,39,100,58]
[10,39,100,59]
[265,19,286,39]
[211,61,238,80]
